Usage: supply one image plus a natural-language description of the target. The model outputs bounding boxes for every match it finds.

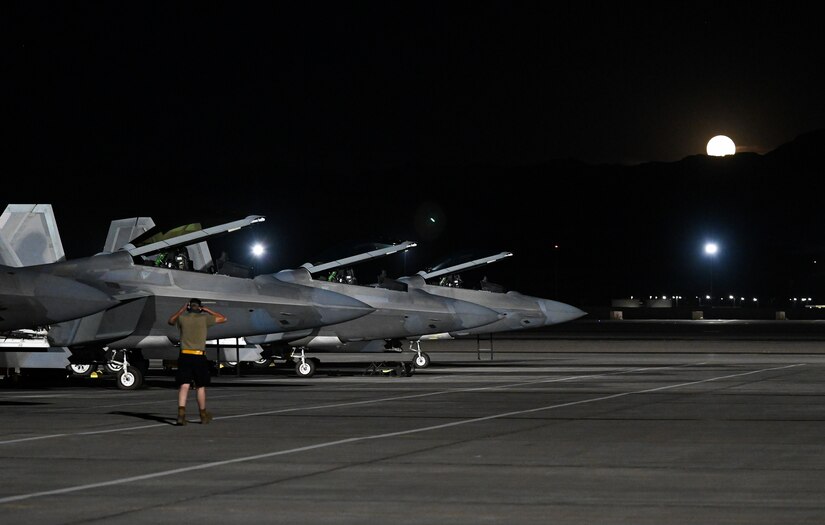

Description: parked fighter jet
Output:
[0,204,375,388]
[246,242,504,377]
[397,251,587,366]
[269,251,587,369]
[259,251,587,370]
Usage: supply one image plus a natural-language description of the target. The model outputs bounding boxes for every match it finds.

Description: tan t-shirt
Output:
[176,311,217,351]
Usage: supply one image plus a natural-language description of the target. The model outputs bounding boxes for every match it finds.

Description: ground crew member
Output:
[168,298,227,425]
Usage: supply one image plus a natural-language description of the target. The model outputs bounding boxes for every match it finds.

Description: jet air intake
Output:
[449,297,503,330]
[309,287,376,325]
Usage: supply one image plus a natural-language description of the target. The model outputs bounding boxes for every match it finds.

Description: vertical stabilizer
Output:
[102,217,156,253]
[109,218,215,271]
[0,204,65,266]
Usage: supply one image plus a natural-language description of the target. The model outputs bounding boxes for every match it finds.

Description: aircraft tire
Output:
[295,360,315,378]
[104,361,123,374]
[414,352,430,368]
[117,368,143,390]
[69,363,95,377]
[251,358,273,368]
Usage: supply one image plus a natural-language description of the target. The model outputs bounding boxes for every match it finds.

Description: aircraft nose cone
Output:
[451,299,502,330]
[311,288,375,325]
[538,299,587,325]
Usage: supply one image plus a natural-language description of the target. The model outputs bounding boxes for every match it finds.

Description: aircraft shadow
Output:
[141,378,309,389]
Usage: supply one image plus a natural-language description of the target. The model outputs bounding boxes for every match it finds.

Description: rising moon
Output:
[706,135,736,157]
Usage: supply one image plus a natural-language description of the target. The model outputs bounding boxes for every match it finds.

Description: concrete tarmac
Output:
[2,332,825,524]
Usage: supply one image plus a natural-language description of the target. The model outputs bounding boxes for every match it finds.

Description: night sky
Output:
[5,3,825,306]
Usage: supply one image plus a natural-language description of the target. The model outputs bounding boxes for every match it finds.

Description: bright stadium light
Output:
[704,242,719,298]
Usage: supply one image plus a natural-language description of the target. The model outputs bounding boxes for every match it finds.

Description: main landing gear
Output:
[288,346,420,378]
[68,348,148,389]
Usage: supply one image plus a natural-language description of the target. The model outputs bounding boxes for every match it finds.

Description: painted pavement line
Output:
[0,362,801,504]
[0,362,696,445]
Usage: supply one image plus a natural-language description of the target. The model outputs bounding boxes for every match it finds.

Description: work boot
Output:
[199,409,213,424]
[177,406,187,426]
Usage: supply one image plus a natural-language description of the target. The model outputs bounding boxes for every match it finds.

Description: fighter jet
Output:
[245,242,503,377]
[396,251,587,367]
[0,204,375,388]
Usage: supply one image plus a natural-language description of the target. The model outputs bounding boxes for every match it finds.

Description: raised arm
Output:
[168,302,188,326]
[201,306,227,324]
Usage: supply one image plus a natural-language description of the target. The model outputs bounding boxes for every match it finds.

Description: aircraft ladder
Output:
[476,334,494,361]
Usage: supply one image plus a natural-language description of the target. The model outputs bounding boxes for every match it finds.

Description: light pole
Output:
[704,242,718,302]
[553,244,560,298]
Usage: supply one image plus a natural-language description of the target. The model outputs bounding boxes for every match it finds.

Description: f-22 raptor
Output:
[246,245,584,375]
[399,251,587,366]
[0,204,374,388]
[245,241,504,377]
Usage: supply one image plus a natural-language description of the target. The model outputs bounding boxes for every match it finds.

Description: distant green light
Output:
[429,217,436,223]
